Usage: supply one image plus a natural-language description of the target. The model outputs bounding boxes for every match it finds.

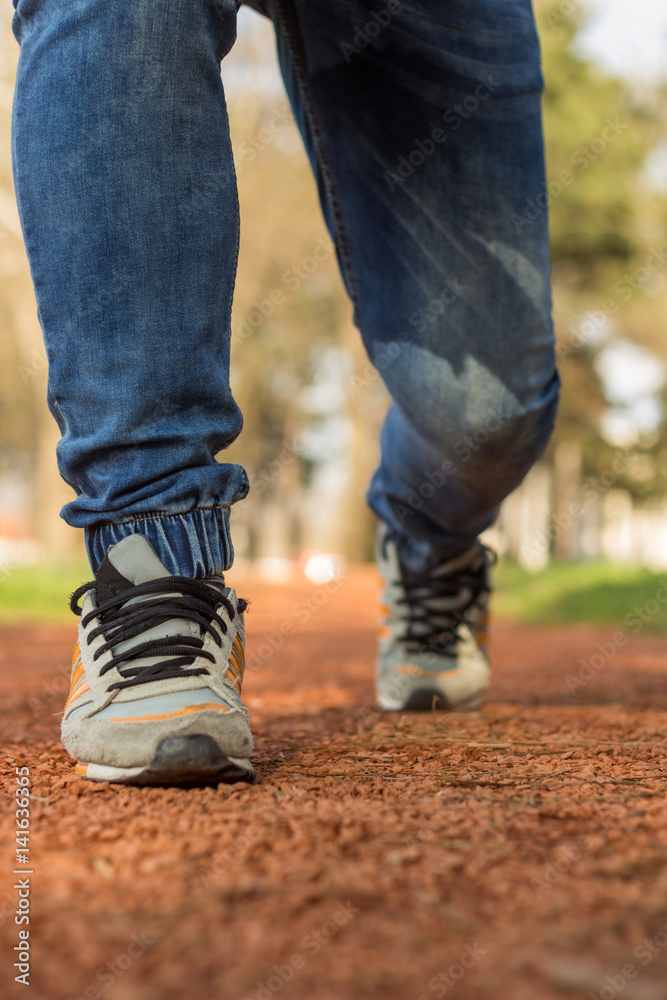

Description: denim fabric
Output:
[87,507,234,580]
[11,0,558,577]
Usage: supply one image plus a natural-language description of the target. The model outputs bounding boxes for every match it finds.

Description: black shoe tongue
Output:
[95,555,134,605]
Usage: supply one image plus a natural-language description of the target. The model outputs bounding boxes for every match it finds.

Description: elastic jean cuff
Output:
[85,507,233,578]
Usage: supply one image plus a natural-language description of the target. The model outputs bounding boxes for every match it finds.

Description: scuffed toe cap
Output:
[62,706,253,768]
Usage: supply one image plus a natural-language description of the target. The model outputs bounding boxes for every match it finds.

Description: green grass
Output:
[0,562,90,623]
[1,558,666,632]
[494,560,667,632]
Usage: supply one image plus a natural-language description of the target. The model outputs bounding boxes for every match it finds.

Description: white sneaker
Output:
[62,535,254,785]
[376,524,492,711]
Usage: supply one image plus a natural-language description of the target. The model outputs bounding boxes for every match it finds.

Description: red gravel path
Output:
[1,567,667,1000]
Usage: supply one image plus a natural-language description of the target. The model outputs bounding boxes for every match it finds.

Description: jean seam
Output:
[224,100,242,335]
[273,0,365,334]
[96,505,232,527]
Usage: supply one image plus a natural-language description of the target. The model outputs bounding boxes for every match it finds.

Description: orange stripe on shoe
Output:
[65,681,90,709]
[226,653,243,695]
[395,664,462,679]
[232,634,245,671]
[68,666,87,697]
[71,641,81,672]
[70,662,85,689]
[74,763,88,776]
[227,650,241,680]
[228,637,245,679]
[394,664,422,677]
[110,702,231,723]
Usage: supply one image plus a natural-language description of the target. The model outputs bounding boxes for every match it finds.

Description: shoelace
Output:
[70,577,247,692]
[396,547,495,655]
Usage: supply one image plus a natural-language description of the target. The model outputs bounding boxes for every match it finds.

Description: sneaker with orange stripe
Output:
[62,534,254,786]
[376,524,494,711]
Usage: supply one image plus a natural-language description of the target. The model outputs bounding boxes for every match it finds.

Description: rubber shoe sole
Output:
[74,734,255,787]
[378,688,483,712]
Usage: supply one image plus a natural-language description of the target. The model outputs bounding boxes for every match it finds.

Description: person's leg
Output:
[246,0,557,709]
[246,0,558,574]
[11,0,248,579]
[11,0,254,784]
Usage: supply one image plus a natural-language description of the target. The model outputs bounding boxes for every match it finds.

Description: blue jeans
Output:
[11,0,558,577]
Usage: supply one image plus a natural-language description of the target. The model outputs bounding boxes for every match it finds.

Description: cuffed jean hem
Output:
[85,506,234,578]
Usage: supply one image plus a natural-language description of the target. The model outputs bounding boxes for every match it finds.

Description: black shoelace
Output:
[396,548,494,655]
[70,577,247,692]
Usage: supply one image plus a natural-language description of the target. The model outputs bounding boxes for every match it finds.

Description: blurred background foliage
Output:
[538,2,667,495]
[1,0,667,623]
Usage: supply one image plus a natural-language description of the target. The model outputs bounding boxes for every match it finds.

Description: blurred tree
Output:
[535,0,667,500]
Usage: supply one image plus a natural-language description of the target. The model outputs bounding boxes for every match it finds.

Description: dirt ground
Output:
[1,566,667,1000]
